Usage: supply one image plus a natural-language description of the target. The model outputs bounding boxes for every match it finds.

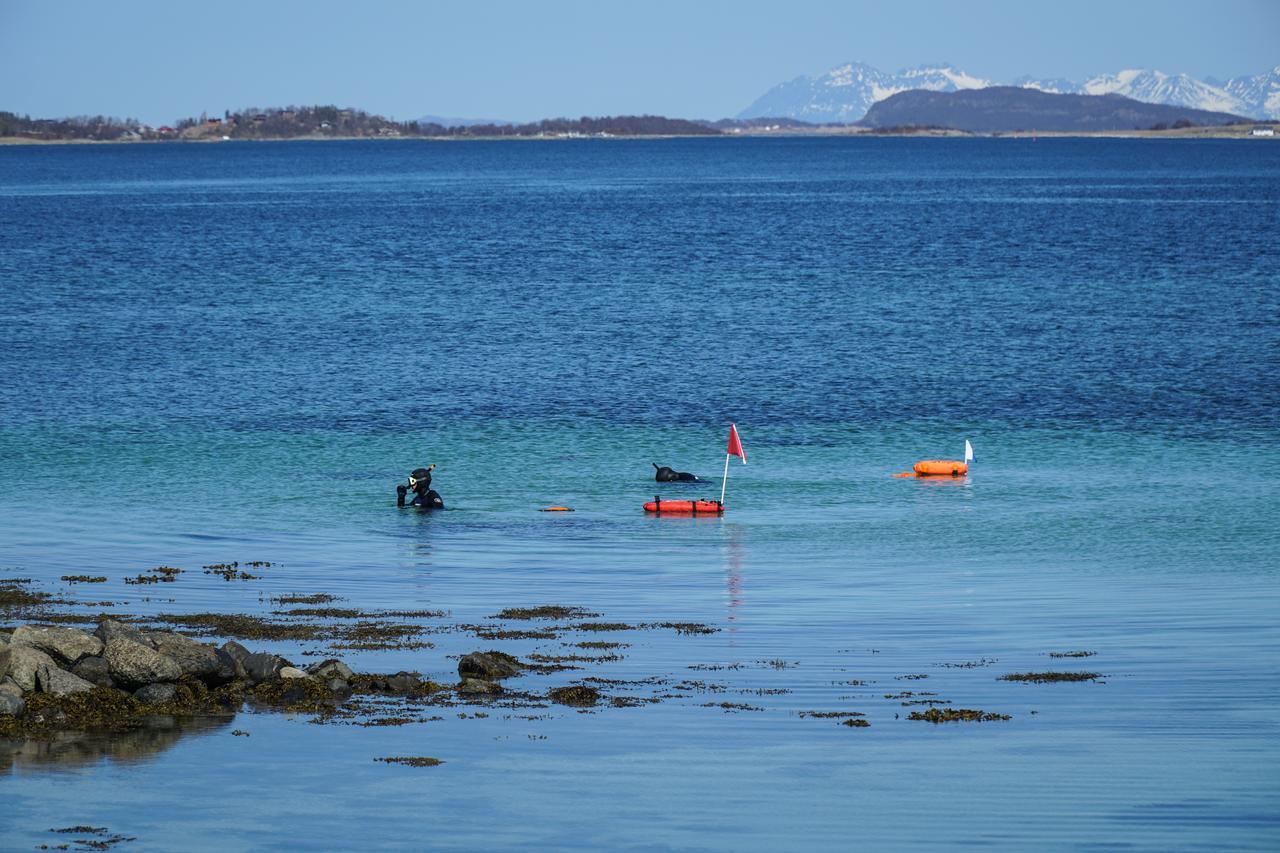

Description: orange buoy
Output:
[894,441,975,478]
[912,459,969,477]
[540,506,574,512]
[643,496,724,515]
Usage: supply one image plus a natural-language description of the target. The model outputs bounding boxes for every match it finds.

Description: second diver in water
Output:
[396,464,445,509]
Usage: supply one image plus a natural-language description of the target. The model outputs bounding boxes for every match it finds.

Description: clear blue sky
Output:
[2,0,1277,125]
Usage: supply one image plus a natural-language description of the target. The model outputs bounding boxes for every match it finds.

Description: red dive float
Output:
[894,440,975,478]
[644,496,725,515]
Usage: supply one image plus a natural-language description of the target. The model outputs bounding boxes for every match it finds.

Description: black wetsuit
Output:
[397,482,444,509]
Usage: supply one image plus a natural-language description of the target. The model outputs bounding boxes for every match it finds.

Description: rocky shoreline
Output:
[0,620,594,739]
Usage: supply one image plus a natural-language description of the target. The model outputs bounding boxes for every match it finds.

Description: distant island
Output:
[859,87,1249,132]
[0,107,720,142]
[1,95,1274,144]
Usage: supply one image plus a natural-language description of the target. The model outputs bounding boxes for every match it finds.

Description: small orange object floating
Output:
[540,506,574,512]
[893,441,975,478]
[643,496,725,515]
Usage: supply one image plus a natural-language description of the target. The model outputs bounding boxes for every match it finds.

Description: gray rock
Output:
[0,691,23,716]
[104,638,182,688]
[212,647,246,684]
[307,659,354,681]
[95,619,154,649]
[456,677,503,695]
[1,645,58,692]
[71,656,115,688]
[242,652,289,684]
[458,651,521,680]
[384,671,420,693]
[278,666,306,680]
[325,677,350,694]
[36,664,95,696]
[0,632,8,647]
[220,641,251,665]
[9,625,103,665]
[149,633,221,681]
[0,681,21,699]
[134,683,177,705]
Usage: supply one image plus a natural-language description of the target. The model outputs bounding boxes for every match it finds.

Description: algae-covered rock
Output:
[549,685,601,707]
[71,656,114,688]
[134,683,177,705]
[456,678,503,696]
[243,652,288,684]
[2,645,58,692]
[458,651,521,680]
[104,638,182,688]
[10,625,103,665]
[149,633,221,681]
[95,619,154,649]
[37,665,95,696]
[307,659,354,681]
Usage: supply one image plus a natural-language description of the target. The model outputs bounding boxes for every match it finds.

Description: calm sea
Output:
[1,137,1278,851]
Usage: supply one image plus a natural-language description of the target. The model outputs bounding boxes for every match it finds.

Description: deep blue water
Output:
[1,138,1278,851]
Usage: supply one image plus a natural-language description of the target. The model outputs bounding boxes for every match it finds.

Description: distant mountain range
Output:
[738,62,1280,123]
[860,88,1247,133]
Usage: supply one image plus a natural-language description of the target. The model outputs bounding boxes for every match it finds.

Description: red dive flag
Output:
[727,423,747,463]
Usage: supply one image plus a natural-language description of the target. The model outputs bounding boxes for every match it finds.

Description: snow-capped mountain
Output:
[1223,65,1280,120]
[737,62,991,123]
[739,61,1280,122]
[1080,69,1246,115]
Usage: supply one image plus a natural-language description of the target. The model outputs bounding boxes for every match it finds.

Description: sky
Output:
[2,0,1277,126]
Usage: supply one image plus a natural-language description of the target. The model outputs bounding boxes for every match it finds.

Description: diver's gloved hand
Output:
[396,483,408,506]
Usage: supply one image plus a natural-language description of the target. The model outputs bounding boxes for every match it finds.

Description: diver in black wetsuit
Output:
[396,465,444,509]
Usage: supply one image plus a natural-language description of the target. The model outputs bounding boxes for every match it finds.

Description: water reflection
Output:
[0,715,233,773]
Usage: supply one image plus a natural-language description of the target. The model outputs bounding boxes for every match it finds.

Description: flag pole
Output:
[720,452,731,505]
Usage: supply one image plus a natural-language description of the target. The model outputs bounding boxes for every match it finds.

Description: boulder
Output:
[325,677,351,694]
[456,678,503,696]
[71,656,115,688]
[9,625,102,665]
[36,664,95,696]
[242,652,289,684]
[388,672,422,693]
[278,667,306,680]
[458,651,521,680]
[0,681,21,699]
[1,645,58,692]
[95,619,154,649]
[134,683,177,705]
[104,638,182,688]
[212,647,246,685]
[220,641,251,665]
[149,633,221,681]
[307,659,354,681]
[0,691,23,716]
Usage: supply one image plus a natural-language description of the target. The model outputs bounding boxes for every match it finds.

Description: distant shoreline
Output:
[1,125,1274,146]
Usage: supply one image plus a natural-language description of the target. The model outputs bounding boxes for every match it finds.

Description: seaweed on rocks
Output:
[493,606,598,620]
[909,707,1011,723]
[841,718,871,728]
[999,671,1101,683]
[1049,651,1097,658]
[151,613,322,642]
[548,685,601,707]
[270,593,340,605]
[60,576,107,584]
[376,756,443,767]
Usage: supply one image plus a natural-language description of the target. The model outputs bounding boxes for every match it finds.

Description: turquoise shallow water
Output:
[1,138,1278,850]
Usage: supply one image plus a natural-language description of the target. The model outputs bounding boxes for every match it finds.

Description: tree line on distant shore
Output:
[0,106,723,141]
